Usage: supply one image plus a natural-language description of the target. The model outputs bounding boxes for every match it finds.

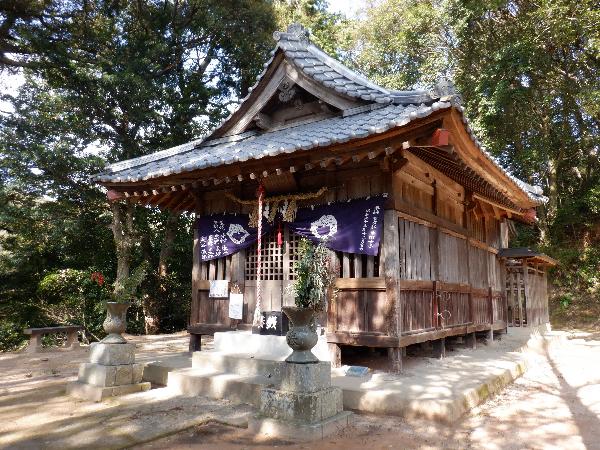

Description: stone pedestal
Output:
[249,361,351,441]
[67,342,150,402]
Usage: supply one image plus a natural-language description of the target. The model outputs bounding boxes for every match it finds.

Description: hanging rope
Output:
[226,187,327,226]
[253,184,265,327]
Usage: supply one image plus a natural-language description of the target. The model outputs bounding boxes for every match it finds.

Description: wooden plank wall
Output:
[189,153,512,342]
[505,262,549,327]
[191,165,389,331]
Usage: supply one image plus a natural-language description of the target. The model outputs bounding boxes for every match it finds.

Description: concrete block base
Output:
[66,381,150,402]
[279,361,331,393]
[248,411,353,442]
[78,362,143,387]
[259,386,343,423]
[68,340,148,402]
[89,342,135,365]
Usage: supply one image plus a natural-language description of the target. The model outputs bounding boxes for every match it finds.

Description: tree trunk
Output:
[111,202,133,294]
[158,213,179,276]
[143,212,179,334]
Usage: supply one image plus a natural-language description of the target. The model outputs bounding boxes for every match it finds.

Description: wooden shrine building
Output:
[95,24,550,371]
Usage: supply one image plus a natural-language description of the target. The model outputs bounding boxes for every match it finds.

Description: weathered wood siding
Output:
[505,262,549,327]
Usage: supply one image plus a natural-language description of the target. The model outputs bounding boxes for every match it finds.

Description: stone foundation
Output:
[67,341,150,402]
[249,361,351,441]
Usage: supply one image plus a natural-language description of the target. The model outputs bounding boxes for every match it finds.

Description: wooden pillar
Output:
[523,261,530,326]
[499,256,508,329]
[327,249,339,333]
[468,332,477,350]
[191,221,200,327]
[383,209,402,373]
[433,280,440,329]
[432,338,446,359]
[388,347,402,370]
[487,286,494,341]
[230,248,246,329]
[189,333,201,352]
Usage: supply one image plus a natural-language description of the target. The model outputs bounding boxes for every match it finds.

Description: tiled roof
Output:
[93,23,546,207]
[95,101,451,183]
[272,23,434,105]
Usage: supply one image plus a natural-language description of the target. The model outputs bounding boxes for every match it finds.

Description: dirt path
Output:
[137,333,600,450]
[1,331,598,450]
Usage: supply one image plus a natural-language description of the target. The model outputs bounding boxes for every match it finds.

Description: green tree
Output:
[273,0,351,56]
[347,0,450,89]
[346,0,600,306]
[1,1,278,339]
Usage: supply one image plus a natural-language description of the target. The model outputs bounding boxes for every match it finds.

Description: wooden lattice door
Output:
[243,226,300,323]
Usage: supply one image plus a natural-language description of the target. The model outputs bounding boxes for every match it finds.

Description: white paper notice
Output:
[228,293,244,319]
[208,280,229,298]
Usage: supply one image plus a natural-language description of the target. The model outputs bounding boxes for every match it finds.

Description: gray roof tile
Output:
[93,23,546,206]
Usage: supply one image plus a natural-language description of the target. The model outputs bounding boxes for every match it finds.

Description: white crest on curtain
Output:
[310,215,338,239]
[227,223,250,245]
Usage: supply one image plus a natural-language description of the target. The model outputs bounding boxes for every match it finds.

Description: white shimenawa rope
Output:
[253,184,265,327]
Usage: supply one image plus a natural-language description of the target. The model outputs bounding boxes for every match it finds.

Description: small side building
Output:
[499,248,557,327]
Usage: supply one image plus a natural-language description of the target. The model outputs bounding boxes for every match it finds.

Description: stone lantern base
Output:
[66,342,150,402]
[248,361,352,441]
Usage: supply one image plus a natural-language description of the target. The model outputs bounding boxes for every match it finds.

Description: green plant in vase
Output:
[101,262,148,344]
[283,238,336,363]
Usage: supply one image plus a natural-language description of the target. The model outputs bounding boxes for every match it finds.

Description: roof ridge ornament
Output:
[273,22,311,43]
[432,78,462,106]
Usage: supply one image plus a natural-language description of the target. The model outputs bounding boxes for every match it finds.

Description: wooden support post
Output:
[468,291,474,325]
[517,267,524,327]
[468,332,477,350]
[388,347,402,372]
[328,343,342,368]
[189,334,201,352]
[487,286,494,342]
[523,261,530,326]
[191,220,201,328]
[433,281,440,329]
[327,249,339,333]
[382,209,402,373]
[432,338,446,359]
[230,249,246,330]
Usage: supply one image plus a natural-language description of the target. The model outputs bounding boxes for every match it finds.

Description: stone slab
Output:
[279,361,331,393]
[248,411,353,442]
[143,362,177,386]
[89,342,135,366]
[78,363,117,387]
[66,381,150,402]
[259,386,343,423]
[213,331,331,361]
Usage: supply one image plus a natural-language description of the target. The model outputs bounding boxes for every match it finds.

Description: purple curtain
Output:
[197,214,272,262]
[288,196,384,256]
[197,196,385,260]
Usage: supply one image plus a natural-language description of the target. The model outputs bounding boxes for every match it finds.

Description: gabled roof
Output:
[93,23,546,211]
[499,247,558,266]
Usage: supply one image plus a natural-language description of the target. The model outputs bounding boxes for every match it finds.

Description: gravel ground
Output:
[137,331,600,450]
[1,330,598,450]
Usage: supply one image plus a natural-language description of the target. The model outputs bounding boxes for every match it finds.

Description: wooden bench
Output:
[23,325,83,353]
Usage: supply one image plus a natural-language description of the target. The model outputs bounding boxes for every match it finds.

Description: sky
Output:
[328,0,365,16]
